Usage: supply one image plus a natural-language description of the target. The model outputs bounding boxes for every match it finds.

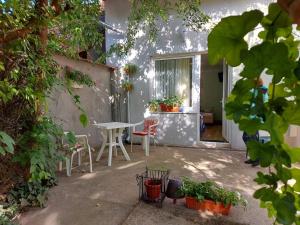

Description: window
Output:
[154,57,192,106]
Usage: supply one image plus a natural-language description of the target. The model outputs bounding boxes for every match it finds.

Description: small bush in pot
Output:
[160,96,183,112]
[148,99,160,112]
[179,177,247,215]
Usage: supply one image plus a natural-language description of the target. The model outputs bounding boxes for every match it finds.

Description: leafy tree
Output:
[208,3,300,224]
[0,0,103,196]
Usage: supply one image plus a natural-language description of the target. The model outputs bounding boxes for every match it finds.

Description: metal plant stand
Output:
[136,167,170,208]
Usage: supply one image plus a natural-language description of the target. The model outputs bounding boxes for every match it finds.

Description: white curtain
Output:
[154,58,192,106]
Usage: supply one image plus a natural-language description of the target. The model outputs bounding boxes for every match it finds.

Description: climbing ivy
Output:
[208,3,300,224]
[109,0,209,56]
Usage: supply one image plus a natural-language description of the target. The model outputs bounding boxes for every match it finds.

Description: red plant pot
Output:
[185,197,231,215]
[144,179,162,200]
[160,103,167,112]
[160,103,179,112]
[185,197,205,210]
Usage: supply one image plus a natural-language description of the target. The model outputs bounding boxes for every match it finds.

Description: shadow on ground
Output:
[19,145,272,225]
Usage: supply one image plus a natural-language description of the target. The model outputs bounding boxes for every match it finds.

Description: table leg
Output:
[117,128,130,161]
[113,129,118,156]
[96,130,107,161]
[108,129,113,166]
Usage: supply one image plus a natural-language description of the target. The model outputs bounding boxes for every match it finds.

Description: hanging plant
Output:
[122,81,134,92]
[123,63,138,76]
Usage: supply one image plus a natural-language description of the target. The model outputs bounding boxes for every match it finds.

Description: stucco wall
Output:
[105,0,272,149]
[48,55,112,147]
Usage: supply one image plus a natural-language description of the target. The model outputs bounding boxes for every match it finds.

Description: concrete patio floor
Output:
[19,145,272,225]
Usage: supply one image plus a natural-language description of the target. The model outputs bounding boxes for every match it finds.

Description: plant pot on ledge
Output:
[185,197,231,215]
[144,179,162,200]
[159,103,179,112]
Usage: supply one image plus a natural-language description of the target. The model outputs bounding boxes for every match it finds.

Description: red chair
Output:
[131,118,159,156]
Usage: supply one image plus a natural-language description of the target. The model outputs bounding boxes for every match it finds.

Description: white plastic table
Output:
[93,122,134,166]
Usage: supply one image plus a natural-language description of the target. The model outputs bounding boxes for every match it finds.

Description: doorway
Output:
[200,54,228,142]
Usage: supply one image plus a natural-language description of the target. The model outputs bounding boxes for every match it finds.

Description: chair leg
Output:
[58,161,63,171]
[88,147,93,173]
[144,136,149,156]
[78,151,81,166]
[69,153,75,176]
[131,135,133,152]
[115,146,118,156]
[142,136,146,150]
[66,158,71,176]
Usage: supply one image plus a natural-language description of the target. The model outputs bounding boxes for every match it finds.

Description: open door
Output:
[222,61,229,142]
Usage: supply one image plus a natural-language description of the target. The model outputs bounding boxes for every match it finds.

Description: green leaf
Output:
[248,141,276,167]
[261,3,293,40]
[261,113,289,144]
[254,187,278,201]
[0,131,15,154]
[274,193,296,225]
[208,10,263,66]
[0,62,4,72]
[283,103,300,125]
[255,171,279,186]
[239,118,263,135]
[240,42,294,82]
[79,113,88,127]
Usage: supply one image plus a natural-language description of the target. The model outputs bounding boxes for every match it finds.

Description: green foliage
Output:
[0,0,103,218]
[0,131,15,155]
[7,180,55,208]
[123,64,138,76]
[14,118,64,182]
[148,99,160,112]
[0,204,18,225]
[208,3,300,224]
[175,0,210,31]
[65,69,95,87]
[180,177,247,207]
[208,10,264,66]
[160,96,183,106]
[110,0,209,56]
[122,81,134,92]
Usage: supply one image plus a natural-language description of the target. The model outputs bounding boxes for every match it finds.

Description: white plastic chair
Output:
[62,134,93,176]
[131,118,159,156]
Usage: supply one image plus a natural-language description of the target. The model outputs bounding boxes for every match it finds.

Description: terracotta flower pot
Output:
[185,196,205,210]
[160,103,180,112]
[185,197,231,215]
[144,179,162,200]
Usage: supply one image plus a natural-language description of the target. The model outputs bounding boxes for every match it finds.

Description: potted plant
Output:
[123,63,138,76]
[180,177,247,215]
[144,178,162,200]
[160,96,183,112]
[122,81,134,92]
[148,99,160,112]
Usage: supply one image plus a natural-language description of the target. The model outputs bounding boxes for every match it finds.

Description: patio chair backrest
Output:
[143,118,158,134]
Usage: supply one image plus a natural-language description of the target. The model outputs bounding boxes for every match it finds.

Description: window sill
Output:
[150,112,198,115]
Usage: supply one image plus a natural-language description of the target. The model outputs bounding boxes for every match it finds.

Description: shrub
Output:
[180,177,247,207]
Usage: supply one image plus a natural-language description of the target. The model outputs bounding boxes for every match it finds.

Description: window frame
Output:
[150,53,200,113]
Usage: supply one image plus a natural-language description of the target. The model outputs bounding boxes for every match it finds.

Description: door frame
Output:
[198,55,231,148]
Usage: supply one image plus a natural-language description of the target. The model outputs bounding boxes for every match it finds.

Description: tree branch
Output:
[0,0,72,44]
[0,27,34,44]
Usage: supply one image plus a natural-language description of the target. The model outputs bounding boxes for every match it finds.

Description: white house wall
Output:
[105,0,272,149]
